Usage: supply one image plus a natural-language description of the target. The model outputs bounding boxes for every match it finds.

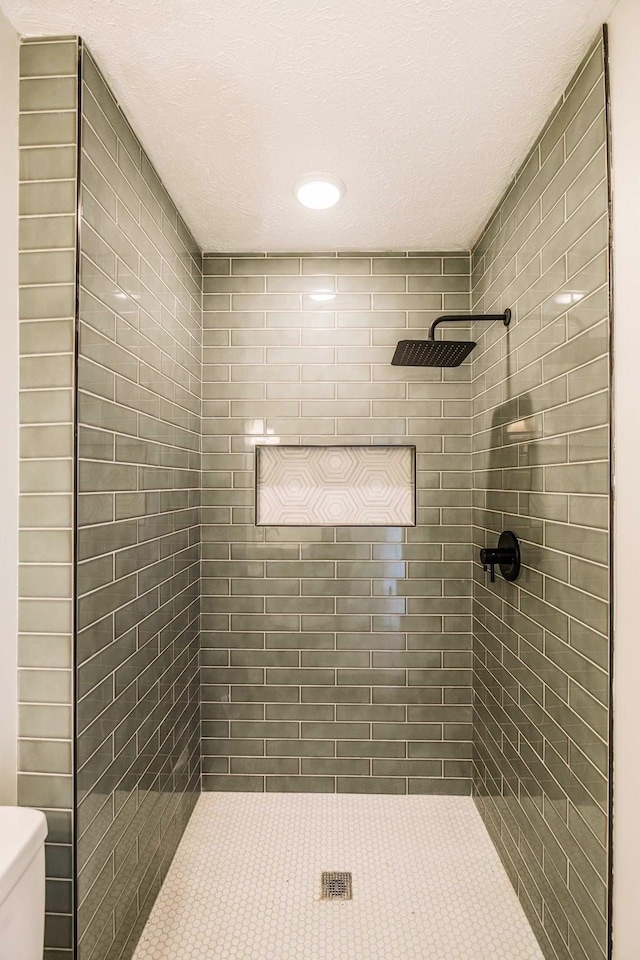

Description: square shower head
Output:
[391,339,477,367]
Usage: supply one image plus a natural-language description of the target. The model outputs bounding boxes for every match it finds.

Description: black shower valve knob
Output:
[479,531,521,583]
[480,547,513,582]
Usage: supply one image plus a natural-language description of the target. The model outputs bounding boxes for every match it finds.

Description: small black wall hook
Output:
[479,530,521,583]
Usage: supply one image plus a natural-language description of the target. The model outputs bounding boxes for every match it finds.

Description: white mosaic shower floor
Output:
[132,793,544,960]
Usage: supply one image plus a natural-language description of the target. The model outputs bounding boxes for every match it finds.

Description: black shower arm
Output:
[428,309,511,340]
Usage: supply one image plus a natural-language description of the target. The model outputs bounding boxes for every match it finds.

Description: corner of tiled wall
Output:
[18,33,79,959]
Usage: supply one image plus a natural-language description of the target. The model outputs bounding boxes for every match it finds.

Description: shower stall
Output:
[16,29,611,960]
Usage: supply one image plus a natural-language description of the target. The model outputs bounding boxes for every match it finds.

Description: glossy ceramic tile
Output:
[75,45,201,960]
[201,252,473,794]
[18,35,79,957]
[471,32,610,960]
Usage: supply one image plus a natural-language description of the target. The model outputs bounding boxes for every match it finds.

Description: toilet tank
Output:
[0,807,48,960]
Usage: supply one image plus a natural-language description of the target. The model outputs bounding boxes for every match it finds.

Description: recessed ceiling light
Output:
[294,174,345,210]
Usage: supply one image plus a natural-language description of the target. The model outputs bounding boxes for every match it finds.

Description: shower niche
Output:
[255,444,417,526]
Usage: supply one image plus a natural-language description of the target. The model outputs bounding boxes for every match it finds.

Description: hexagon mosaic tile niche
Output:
[255,445,416,526]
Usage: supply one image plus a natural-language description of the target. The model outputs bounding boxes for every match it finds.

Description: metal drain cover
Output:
[321,871,352,900]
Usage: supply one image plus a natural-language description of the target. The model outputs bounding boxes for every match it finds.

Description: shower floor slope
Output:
[132,793,543,960]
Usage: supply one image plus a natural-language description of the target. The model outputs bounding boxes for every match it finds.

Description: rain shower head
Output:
[391,309,511,368]
[392,339,476,367]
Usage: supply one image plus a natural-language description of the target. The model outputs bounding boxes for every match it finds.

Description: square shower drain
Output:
[321,871,352,900]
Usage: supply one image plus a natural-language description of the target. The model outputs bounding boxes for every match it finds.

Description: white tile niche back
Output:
[255,445,416,526]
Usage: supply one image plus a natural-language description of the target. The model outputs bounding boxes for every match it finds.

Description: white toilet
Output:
[0,806,48,960]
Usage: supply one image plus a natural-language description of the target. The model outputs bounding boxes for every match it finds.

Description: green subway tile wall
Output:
[201,253,474,794]
[75,48,202,960]
[470,33,610,960]
[18,36,79,959]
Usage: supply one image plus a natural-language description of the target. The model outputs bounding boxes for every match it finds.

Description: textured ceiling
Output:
[1,0,616,252]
